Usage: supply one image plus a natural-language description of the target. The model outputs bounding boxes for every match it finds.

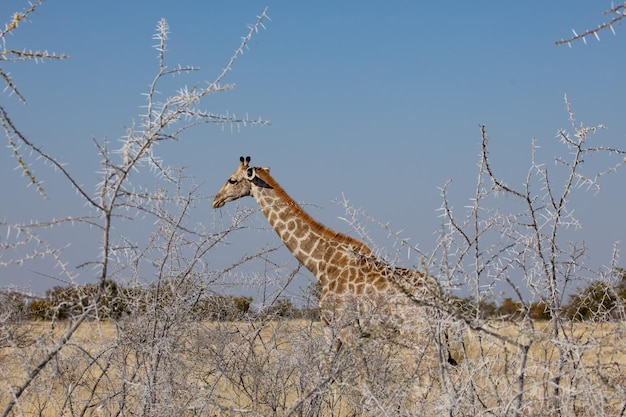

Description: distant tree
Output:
[265,298,294,318]
[233,296,253,317]
[563,280,620,321]
[529,301,551,321]
[40,285,82,320]
[27,281,130,320]
[451,296,497,320]
[193,294,253,321]
[28,298,54,321]
[496,298,523,320]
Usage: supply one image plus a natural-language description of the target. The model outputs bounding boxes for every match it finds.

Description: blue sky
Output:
[2,1,625,299]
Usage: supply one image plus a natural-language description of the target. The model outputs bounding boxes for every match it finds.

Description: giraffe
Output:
[212,156,444,350]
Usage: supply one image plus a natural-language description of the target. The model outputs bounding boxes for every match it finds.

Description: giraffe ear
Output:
[239,156,251,168]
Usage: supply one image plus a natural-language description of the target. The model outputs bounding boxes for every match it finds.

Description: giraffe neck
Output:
[249,168,373,289]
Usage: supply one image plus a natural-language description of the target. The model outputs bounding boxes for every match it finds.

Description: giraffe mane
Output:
[253,167,374,257]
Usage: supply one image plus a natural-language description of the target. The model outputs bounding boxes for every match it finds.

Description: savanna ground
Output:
[1,317,624,416]
[3,3,626,417]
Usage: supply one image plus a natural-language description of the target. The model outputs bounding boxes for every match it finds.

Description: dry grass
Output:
[0,319,624,416]
[445,320,626,416]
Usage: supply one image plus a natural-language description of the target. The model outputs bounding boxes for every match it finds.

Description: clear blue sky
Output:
[2,1,625,299]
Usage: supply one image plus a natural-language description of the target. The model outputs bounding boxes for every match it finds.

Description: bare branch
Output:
[556,3,626,46]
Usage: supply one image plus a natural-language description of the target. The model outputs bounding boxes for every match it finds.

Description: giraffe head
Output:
[212,156,272,208]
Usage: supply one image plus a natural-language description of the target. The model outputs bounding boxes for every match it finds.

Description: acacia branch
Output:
[556,3,626,46]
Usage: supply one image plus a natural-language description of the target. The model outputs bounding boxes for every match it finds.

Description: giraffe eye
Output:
[228,178,237,185]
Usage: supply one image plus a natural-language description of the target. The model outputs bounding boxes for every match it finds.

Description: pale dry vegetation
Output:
[2,2,626,416]
[0,318,624,416]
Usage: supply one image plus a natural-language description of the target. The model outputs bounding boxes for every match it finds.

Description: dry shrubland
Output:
[0,317,624,416]
[2,3,626,416]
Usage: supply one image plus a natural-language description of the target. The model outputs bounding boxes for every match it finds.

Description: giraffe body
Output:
[213,156,436,341]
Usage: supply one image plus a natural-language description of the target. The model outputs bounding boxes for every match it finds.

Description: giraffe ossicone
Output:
[213,156,439,345]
